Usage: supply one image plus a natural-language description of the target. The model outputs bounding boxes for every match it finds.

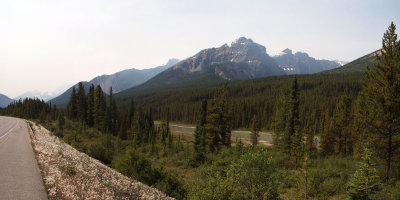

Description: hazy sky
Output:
[1,0,399,98]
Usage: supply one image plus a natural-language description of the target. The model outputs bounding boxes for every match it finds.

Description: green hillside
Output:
[322,50,379,74]
[115,72,364,132]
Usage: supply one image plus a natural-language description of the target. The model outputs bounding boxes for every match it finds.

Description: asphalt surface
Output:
[0,116,48,200]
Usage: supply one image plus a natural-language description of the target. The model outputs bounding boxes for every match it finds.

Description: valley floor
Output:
[155,121,273,146]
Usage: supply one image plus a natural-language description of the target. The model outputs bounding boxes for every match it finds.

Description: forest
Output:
[1,23,400,200]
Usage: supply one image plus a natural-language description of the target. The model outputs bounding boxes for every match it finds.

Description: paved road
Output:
[0,116,48,200]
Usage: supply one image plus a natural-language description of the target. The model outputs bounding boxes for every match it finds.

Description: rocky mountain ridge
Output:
[272,48,342,74]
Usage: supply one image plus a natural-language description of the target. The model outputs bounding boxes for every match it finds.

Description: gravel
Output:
[29,122,173,200]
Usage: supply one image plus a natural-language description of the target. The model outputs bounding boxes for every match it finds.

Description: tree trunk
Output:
[365,174,368,200]
[386,133,392,182]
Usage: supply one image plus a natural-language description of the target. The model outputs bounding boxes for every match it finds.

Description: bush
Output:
[112,147,187,199]
[53,129,64,138]
[88,135,114,164]
[61,163,76,176]
[190,148,280,200]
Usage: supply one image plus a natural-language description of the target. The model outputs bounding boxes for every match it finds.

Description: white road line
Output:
[0,120,18,141]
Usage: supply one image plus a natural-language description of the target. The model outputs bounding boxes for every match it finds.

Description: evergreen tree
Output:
[51,104,57,121]
[86,84,95,126]
[250,114,260,146]
[118,115,128,140]
[93,85,106,130]
[67,86,78,119]
[144,107,155,143]
[352,96,368,160]
[288,77,302,168]
[166,112,173,149]
[321,109,335,155]
[76,82,87,122]
[194,101,207,152]
[356,22,400,181]
[135,105,146,145]
[205,83,231,152]
[105,87,114,134]
[128,99,135,127]
[193,100,207,163]
[272,86,289,147]
[331,88,353,155]
[347,146,381,200]
[57,110,65,130]
[112,100,118,133]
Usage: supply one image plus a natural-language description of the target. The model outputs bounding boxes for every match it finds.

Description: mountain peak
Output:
[282,48,293,54]
[231,37,254,46]
[165,58,180,67]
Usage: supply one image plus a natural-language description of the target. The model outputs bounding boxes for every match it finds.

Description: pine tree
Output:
[57,110,65,130]
[51,104,57,120]
[331,88,353,155]
[288,77,302,168]
[206,83,231,152]
[86,84,95,127]
[67,86,78,119]
[144,107,154,143]
[321,109,335,155]
[250,114,259,146]
[93,85,106,130]
[128,99,135,128]
[118,114,127,140]
[347,146,381,200]
[105,87,114,134]
[193,100,207,163]
[352,96,368,160]
[194,100,207,152]
[356,22,400,181]
[76,82,86,122]
[112,99,118,134]
[134,105,146,145]
[272,86,289,148]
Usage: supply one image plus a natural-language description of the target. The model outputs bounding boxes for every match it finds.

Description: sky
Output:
[1,0,399,98]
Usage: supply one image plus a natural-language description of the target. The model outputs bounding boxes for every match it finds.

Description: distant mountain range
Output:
[49,59,179,107]
[117,37,345,95]
[90,58,179,94]
[50,37,351,108]
[15,90,56,102]
[0,94,14,108]
[119,37,285,92]
[272,48,343,74]
[14,83,73,102]
[170,37,285,80]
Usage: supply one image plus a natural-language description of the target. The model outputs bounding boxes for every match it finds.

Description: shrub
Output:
[53,129,64,138]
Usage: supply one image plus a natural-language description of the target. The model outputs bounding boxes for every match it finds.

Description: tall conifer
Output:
[250,114,260,146]
[356,22,400,181]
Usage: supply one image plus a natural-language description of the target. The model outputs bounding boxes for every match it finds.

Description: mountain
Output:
[0,94,14,108]
[272,48,342,74]
[322,50,379,74]
[170,37,284,80]
[120,37,285,93]
[14,83,73,102]
[15,90,54,101]
[49,59,178,107]
[89,58,179,94]
[48,82,92,108]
